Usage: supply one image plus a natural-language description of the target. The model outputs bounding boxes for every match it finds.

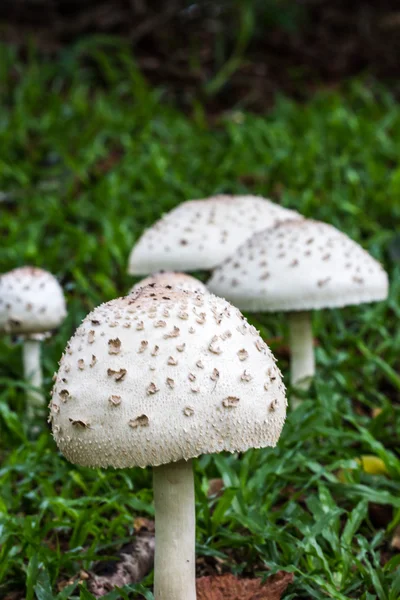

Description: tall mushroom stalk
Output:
[153,460,196,600]
[288,311,315,390]
[22,335,45,414]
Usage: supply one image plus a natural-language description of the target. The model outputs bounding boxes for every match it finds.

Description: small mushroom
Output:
[0,266,67,416]
[127,195,303,274]
[208,219,389,407]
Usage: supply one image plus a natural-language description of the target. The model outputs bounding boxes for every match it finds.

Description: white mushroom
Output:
[50,285,287,599]
[208,219,389,402]
[128,195,302,274]
[129,271,207,295]
[0,266,67,413]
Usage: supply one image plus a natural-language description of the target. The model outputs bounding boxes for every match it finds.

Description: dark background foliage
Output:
[1,0,400,111]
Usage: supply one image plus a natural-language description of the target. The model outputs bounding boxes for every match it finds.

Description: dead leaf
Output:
[196,571,294,600]
[359,455,390,476]
[88,532,155,597]
[372,407,383,418]
[134,517,155,533]
[391,525,400,551]
[4,593,24,600]
[208,478,224,498]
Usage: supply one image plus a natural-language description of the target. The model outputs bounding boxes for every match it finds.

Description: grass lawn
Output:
[0,41,400,599]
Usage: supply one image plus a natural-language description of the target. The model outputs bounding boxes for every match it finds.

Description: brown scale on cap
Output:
[238,349,249,361]
[109,395,122,406]
[164,326,180,339]
[222,397,240,408]
[107,368,127,382]
[209,336,222,355]
[129,415,149,428]
[241,370,252,382]
[108,338,121,354]
[154,320,167,328]
[138,340,148,353]
[210,368,219,382]
[147,382,159,395]
[59,389,70,402]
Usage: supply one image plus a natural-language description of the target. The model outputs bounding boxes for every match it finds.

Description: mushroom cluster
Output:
[50,285,287,599]
[2,187,387,599]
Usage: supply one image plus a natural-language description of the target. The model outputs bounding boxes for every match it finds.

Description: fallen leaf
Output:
[337,454,389,482]
[358,455,389,476]
[196,571,294,600]
[88,532,155,597]
[134,517,155,533]
[208,478,224,498]
[391,525,400,551]
[372,407,383,418]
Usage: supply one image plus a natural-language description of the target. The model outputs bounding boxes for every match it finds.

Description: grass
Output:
[0,41,400,599]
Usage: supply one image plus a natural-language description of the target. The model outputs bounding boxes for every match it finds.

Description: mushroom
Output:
[0,267,67,413]
[208,219,389,400]
[50,285,287,599]
[128,194,302,275]
[129,271,208,295]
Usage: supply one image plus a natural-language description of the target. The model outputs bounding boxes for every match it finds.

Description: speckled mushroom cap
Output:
[0,267,67,334]
[208,219,389,312]
[50,285,286,469]
[128,195,302,274]
[129,272,208,295]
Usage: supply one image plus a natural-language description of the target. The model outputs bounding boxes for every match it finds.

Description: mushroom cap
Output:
[0,267,67,334]
[129,272,207,295]
[208,219,389,312]
[50,285,286,469]
[128,195,302,274]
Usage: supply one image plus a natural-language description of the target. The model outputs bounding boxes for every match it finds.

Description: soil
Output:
[1,1,400,111]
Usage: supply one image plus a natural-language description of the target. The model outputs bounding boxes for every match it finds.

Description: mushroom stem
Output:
[22,338,44,411]
[288,311,315,401]
[153,459,196,600]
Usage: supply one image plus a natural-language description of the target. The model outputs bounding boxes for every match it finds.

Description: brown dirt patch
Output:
[197,571,294,600]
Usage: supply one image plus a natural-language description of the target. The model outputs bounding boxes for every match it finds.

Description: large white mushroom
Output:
[129,271,208,295]
[128,195,302,275]
[49,285,287,599]
[0,267,67,413]
[208,219,389,398]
